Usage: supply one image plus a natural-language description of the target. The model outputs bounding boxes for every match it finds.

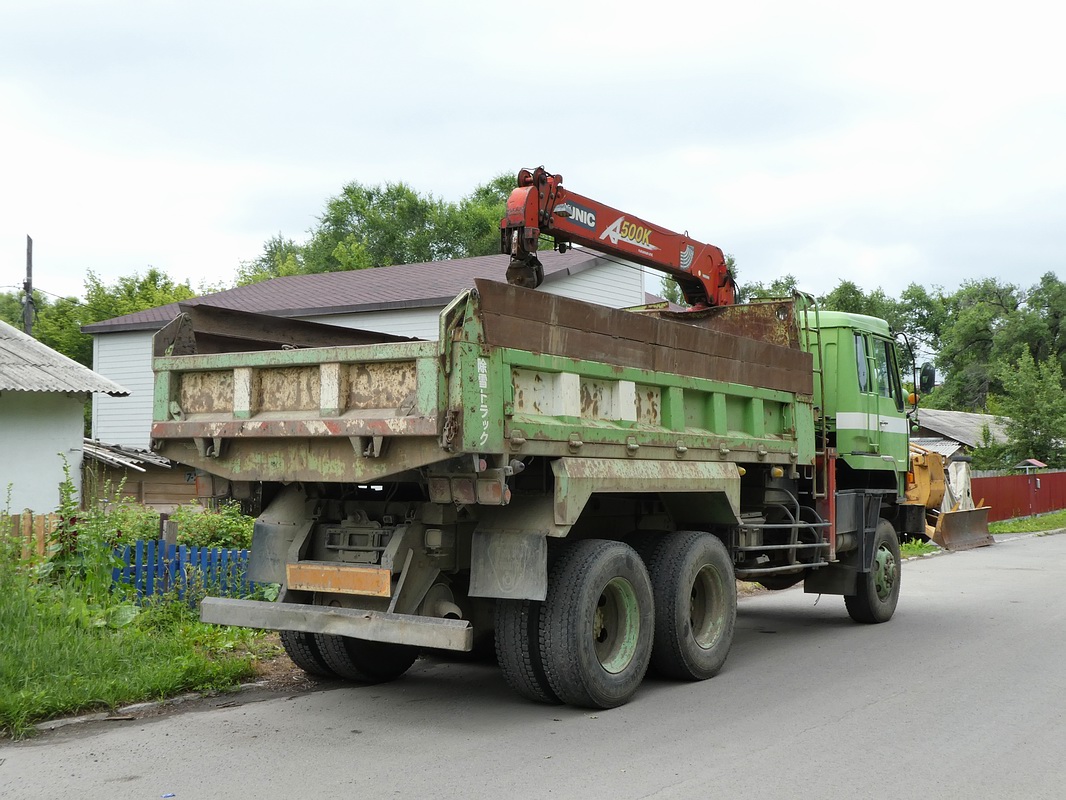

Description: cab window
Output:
[855,334,869,393]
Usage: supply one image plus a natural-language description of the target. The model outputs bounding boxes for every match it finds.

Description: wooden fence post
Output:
[20,511,32,559]
[34,514,46,557]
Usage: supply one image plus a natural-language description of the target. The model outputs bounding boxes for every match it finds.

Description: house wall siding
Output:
[0,391,85,513]
[301,307,442,340]
[92,331,155,450]
[540,259,644,308]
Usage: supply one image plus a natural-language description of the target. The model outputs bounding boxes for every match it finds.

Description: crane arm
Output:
[500,167,736,307]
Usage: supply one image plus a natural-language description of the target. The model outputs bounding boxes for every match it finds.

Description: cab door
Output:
[870,336,907,461]
[853,333,880,454]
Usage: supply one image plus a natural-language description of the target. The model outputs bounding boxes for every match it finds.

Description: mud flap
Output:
[932,507,994,551]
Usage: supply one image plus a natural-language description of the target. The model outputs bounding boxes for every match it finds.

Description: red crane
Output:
[500,167,736,308]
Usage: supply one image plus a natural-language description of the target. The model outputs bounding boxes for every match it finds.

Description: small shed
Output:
[83,439,198,512]
[0,320,128,513]
[1013,458,1047,473]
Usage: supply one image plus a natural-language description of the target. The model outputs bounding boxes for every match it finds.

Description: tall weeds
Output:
[0,468,263,740]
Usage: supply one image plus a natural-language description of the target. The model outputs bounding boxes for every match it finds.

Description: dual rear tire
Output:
[279,629,418,684]
[495,533,737,709]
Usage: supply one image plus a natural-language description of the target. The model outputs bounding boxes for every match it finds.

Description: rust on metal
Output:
[162,303,416,357]
[655,299,801,349]
[634,386,661,426]
[286,561,392,597]
[474,279,812,396]
[179,370,234,414]
[256,366,321,412]
[153,436,449,484]
[348,361,417,410]
[932,507,995,551]
[152,415,437,440]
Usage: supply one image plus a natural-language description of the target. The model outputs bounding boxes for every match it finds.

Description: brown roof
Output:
[83,250,608,334]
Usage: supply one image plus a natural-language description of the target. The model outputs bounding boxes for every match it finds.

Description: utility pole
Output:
[23,235,34,335]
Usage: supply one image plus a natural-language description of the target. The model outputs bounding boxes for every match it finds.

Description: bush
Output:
[0,470,265,738]
[170,502,254,549]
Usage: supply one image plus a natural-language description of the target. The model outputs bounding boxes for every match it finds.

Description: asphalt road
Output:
[3,533,1065,800]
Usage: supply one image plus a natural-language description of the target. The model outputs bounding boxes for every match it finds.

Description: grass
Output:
[900,538,940,558]
[0,551,269,739]
[989,509,1066,534]
[0,472,269,740]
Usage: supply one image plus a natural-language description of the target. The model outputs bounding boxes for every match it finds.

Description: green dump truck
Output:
[150,275,919,709]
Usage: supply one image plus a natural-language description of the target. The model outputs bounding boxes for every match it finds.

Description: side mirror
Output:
[919,362,935,394]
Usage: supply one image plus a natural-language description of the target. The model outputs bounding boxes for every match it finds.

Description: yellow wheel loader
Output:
[903,444,993,550]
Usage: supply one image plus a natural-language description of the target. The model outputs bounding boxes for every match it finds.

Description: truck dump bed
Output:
[151,280,816,481]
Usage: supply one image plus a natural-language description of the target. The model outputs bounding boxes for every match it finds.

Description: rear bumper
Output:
[200,597,473,651]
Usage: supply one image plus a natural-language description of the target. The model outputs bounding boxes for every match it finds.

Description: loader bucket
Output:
[932,507,994,551]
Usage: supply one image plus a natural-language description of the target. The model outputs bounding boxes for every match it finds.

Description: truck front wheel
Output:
[540,539,654,709]
[643,532,736,681]
[313,634,419,683]
[845,519,901,624]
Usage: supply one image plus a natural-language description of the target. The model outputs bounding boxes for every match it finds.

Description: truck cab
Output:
[808,310,909,495]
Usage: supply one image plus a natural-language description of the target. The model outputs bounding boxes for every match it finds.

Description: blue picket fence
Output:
[112,538,252,602]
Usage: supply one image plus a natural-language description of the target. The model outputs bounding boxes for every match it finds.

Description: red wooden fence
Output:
[971,470,1066,522]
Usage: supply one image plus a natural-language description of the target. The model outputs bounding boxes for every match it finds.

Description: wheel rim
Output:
[594,577,641,674]
[872,543,898,601]
[690,564,727,649]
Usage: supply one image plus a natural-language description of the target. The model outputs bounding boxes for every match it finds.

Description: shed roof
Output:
[0,320,129,395]
[909,437,964,458]
[83,250,612,334]
[916,408,1007,448]
[83,439,172,472]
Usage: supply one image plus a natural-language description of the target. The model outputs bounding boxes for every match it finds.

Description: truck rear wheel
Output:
[313,634,419,683]
[643,532,736,680]
[540,539,654,709]
[495,599,560,704]
[845,520,901,624]
[279,630,336,678]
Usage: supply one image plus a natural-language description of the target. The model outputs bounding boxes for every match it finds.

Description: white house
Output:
[0,320,128,513]
[84,250,645,450]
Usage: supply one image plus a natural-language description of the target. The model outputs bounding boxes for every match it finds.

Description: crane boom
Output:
[500,167,736,307]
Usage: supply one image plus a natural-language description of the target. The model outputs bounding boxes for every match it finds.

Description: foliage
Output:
[170,502,254,549]
[0,555,259,738]
[969,423,1011,470]
[995,351,1066,465]
[900,539,939,558]
[0,472,262,739]
[741,272,797,302]
[988,509,1066,534]
[78,469,255,549]
[0,268,196,369]
[237,173,514,284]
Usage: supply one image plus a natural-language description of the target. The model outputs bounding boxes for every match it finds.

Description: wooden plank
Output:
[21,511,31,559]
[34,514,46,558]
[286,561,392,597]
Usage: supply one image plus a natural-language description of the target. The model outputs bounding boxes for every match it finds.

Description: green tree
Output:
[996,351,1066,466]
[235,234,304,285]
[238,174,515,284]
[969,422,1011,471]
[0,290,33,331]
[819,281,901,328]
[932,278,1024,411]
[2,270,196,367]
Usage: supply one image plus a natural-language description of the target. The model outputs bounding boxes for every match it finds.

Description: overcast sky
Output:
[1,1,1062,303]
